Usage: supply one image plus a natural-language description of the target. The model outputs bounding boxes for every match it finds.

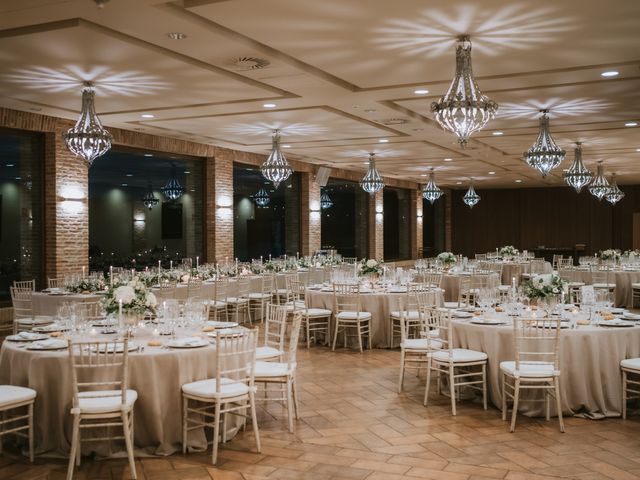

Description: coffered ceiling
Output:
[0,0,639,189]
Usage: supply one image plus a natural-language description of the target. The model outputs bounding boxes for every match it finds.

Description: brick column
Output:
[45,124,89,279]
[204,153,234,263]
[410,189,423,259]
[300,172,320,256]
[367,191,384,260]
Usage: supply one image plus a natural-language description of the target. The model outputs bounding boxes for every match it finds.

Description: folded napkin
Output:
[30,339,66,349]
[623,312,640,320]
[17,331,44,340]
[173,336,204,346]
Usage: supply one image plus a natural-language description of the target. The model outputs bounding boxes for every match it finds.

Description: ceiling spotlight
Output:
[167,32,187,40]
[141,113,155,119]
[126,173,133,177]
[600,70,619,77]
[414,89,429,95]
[488,171,496,175]
[378,139,389,143]
[492,131,504,136]
[515,179,523,183]
[263,103,277,108]
[6,164,14,167]
[625,122,638,127]
[444,158,452,162]
[144,153,153,157]
[282,144,291,148]
[456,181,462,185]
[420,174,428,177]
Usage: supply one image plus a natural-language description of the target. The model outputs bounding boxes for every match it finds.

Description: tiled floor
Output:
[2,345,640,479]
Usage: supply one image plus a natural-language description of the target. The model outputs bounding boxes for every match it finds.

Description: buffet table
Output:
[0,330,243,457]
[452,319,640,418]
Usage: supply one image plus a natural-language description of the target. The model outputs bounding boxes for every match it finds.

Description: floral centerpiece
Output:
[523,273,567,300]
[623,249,640,258]
[297,257,310,269]
[360,258,383,276]
[499,245,519,258]
[599,249,621,261]
[437,251,456,266]
[138,269,182,287]
[66,276,106,294]
[102,276,157,322]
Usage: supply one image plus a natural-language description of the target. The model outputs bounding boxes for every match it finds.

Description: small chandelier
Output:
[360,153,384,194]
[320,191,333,209]
[563,142,592,193]
[605,174,625,205]
[422,169,443,204]
[260,130,292,189]
[254,187,270,207]
[142,182,159,210]
[161,164,184,201]
[463,181,480,208]
[588,161,610,200]
[63,84,112,167]
[431,36,498,148]
[523,110,566,177]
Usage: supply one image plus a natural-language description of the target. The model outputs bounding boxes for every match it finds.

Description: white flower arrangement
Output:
[102,276,157,315]
[624,249,640,258]
[66,276,105,294]
[360,258,383,275]
[499,245,519,257]
[598,249,621,261]
[523,273,567,300]
[437,252,456,265]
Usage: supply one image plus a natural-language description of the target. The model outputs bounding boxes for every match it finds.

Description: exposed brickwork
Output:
[208,151,234,263]
[367,191,384,260]
[410,188,423,259]
[300,172,321,256]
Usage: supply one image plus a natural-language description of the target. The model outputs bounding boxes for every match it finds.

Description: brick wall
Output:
[300,172,321,256]
[367,191,384,260]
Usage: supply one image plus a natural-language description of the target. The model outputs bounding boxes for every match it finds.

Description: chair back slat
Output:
[512,317,561,371]
[263,303,288,350]
[13,280,35,291]
[10,287,33,320]
[215,329,258,390]
[333,283,362,314]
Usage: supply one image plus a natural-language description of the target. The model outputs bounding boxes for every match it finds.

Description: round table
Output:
[32,292,102,316]
[441,273,500,303]
[0,331,241,457]
[571,268,640,308]
[452,319,640,418]
[306,287,443,348]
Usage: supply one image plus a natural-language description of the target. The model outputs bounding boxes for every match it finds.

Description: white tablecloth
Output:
[452,320,640,418]
[571,269,640,308]
[32,292,102,316]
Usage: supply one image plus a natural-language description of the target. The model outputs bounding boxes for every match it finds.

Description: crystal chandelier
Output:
[431,36,498,148]
[320,191,333,209]
[422,169,443,204]
[260,130,292,189]
[588,161,610,200]
[360,153,384,194]
[463,181,480,208]
[63,84,113,167]
[563,142,592,193]
[142,182,159,210]
[605,173,625,205]
[523,110,566,177]
[254,187,270,207]
[161,164,185,201]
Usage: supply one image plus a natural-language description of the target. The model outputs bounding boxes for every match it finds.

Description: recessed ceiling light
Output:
[378,139,389,143]
[515,179,523,183]
[363,161,369,164]
[444,158,452,162]
[364,109,377,113]
[601,70,619,77]
[414,89,429,95]
[184,170,191,174]
[636,148,640,152]
[492,131,504,136]
[15,176,22,180]
[126,174,133,177]
[282,144,291,148]
[488,171,496,175]
[456,181,462,185]
[625,121,638,127]
[121,183,128,187]
[263,103,277,108]
[141,113,154,119]
[420,174,428,177]
[144,153,153,157]
[167,32,187,40]
[6,163,14,167]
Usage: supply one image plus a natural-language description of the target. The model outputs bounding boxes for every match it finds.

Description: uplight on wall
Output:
[59,183,86,214]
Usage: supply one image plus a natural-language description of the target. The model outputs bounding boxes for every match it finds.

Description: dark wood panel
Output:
[451,185,638,257]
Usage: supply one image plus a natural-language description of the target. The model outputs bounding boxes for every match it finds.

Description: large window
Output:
[89,148,204,271]
[320,179,368,258]
[423,198,445,256]
[0,127,43,300]
[233,165,300,261]
[384,187,411,261]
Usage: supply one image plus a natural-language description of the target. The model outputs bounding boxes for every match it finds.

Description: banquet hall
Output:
[1,0,640,479]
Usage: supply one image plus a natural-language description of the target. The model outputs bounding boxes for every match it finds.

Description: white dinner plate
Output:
[6,332,50,342]
[27,339,68,350]
[622,313,640,321]
[470,319,507,325]
[599,319,635,328]
[17,316,55,326]
[205,321,239,329]
[166,338,209,348]
[92,319,117,327]
[452,311,473,318]
[33,323,69,332]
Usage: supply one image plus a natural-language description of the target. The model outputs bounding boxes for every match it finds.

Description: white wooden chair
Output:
[591,269,616,296]
[500,316,564,433]
[256,303,288,361]
[558,268,585,304]
[48,278,65,289]
[186,276,203,300]
[66,338,138,480]
[0,385,36,462]
[332,283,371,352]
[181,329,260,464]
[10,287,37,333]
[226,277,251,324]
[12,280,35,291]
[255,313,302,432]
[288,278,331,347]
[621,358,640,419]
[206,278,229,321]
[423,307,487,415]
[248,274,274,322]
[632,283,640,309]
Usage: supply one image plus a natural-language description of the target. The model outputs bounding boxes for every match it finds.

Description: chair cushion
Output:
[632,283,640,289]
[497,285,510,291]
[432,348,487,363]
[500,361,559,378]
[182,378,249,399]
[621,358,640,371]
[0,385,36,408]
[390,310,420,319]
[336,311,372,320]
[205,300,227,308]
[256,346,284,360]
[76,389,137,414]
[593,283,616,289]
[285,301,307,311]
[226,297,249,304]
[248,293,271,299]
[401,338,442,350]
[443,302,461,309]
[255,361,294,378]
[305,308,332,317]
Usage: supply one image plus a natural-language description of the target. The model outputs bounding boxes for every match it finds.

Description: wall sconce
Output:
[375,205,384,214]
[216,195,233,208]
[60,200,84,214]
[59,184,85,200]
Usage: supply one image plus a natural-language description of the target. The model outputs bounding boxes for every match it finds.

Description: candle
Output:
[260,255,263,263]
[235,258,239,275]
[296,251,299,259]
[196,256,199,269]
[269,254,271,261]
[82,266,85,278]
[118,299,123,323]
[158,260,162,274]
[110,265,113,287]
[170,260,173,270]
